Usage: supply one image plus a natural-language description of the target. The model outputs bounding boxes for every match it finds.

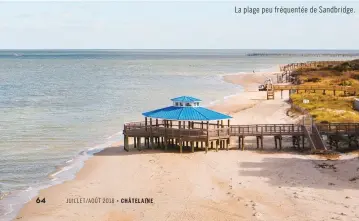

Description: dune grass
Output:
[291,93,359,123]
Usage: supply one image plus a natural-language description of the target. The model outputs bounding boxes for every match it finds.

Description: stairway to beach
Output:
[303,124,328,153]
[267,89,274,100]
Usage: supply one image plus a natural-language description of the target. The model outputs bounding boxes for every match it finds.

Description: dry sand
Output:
[14,72,359,221]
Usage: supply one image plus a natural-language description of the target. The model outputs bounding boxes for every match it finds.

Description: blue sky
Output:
[0,1,359,49]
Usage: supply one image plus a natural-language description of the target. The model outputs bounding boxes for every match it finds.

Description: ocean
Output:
[0,49,357,220]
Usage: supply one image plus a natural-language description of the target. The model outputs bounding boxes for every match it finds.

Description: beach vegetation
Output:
[290,59,359,123]
[291,93,359,123]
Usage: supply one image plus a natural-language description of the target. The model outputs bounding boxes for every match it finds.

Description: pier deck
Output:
[123,121,359,152]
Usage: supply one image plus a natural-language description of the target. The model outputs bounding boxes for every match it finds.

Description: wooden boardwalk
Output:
[317,123,359,135]
[266,84,357,99]
[273,85,357,93]
[123,120,359,153]
[279,61,346,72]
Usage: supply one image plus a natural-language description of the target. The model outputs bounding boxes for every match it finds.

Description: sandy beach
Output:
[14,71,359,221]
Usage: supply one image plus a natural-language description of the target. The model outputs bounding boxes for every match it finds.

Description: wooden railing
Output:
[124,120,165,129]
[280,61,348,71]
[124,122,359,138]
[273,85,357,92]
[153,127,208,138]
[208,128,231,137]
[317,123,359,134]
[230,124,303,136]
[124,120,228,130]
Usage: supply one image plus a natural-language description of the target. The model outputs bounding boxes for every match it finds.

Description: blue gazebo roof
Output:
[171,96,201,102]
[142,96,232,121]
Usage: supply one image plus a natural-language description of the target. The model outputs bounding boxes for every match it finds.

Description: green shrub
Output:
[339,80,352,86]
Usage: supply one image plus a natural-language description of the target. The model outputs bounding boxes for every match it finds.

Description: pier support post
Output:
[145,117,148,131]
[150,118,153,149]
[191,141,194,153]
[151,137,154,149]
[279,136,282,150]
[179,139,183,153]
[302,136,305,149]
[164,137,168,151]
[256,136,263,149]
[216,139,219,152]
[134,137,137,148]
[124,135,129,151]
[239,136,245,151]
[205,142,208,153]
[137,137,142,151]
[242,136,245,151]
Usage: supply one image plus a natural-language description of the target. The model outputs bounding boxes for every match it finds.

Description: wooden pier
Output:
[123,118,359,153]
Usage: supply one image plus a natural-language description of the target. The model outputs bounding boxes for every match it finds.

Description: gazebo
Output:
[123,96,232,153]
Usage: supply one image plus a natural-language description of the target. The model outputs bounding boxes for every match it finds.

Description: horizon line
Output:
[1,49,359,51]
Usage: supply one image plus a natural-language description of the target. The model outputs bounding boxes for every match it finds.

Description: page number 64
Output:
[36,197,46,203]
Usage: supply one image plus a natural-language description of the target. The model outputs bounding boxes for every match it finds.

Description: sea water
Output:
[0,49,356,220]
